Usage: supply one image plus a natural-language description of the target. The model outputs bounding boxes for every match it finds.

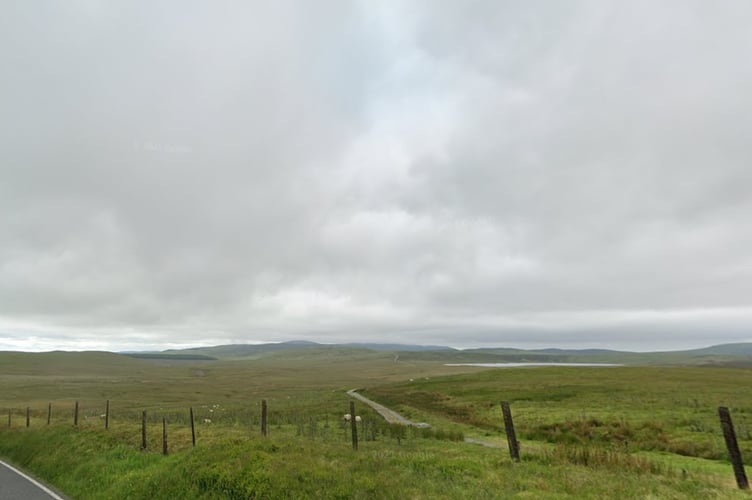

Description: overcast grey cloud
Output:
[2,1,752,351]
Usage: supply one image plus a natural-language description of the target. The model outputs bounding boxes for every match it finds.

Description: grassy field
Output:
[362,365,752,459]
[0,349,750,498]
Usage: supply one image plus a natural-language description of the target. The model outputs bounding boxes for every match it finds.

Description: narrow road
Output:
[346,389,415,425]
[0,460,66,499]
[347,389,503,449]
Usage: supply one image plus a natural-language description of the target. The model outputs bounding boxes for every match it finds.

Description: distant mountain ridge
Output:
[679,343,752,356]
[147,340,454,360]
[120,340,752,366]
[340,342,456,352]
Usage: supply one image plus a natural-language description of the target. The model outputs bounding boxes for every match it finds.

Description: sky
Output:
[2,1,752,352]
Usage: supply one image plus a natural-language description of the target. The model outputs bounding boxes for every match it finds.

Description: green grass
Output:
[363,366,752,477]
[1,422,742,499]
[1,352,750,498]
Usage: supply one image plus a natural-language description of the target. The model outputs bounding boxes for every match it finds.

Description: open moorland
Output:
[1,344,751,499]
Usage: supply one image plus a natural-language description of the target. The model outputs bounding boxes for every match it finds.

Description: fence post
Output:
[105,400,110,430]
[501,401,520,462]
[74,401,79,427]
[350,401,358,451]
[719,406,749,490]
[261,400,268,437]
[47,403,51,425]
[141,411,147,451]
[190,407,196,447]
[7,409,10,428]
[162,418,168,456]
[26,407,30,427]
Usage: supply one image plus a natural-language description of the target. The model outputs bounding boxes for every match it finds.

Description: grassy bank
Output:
[1,352,750,498]
[1,421,743,499]
[362,366,752,460]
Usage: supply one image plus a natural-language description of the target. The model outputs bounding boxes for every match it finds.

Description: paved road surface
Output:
[0,461,65,500]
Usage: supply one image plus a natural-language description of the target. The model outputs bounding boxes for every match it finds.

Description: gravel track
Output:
[346,389,413,425]
[347,389,503,449]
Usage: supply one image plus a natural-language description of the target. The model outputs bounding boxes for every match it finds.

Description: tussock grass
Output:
[364,366,752,460]
[542,444,671,475]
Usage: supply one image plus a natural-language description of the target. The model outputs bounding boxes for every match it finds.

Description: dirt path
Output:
[347,389,506,449]
[346,389,414,426]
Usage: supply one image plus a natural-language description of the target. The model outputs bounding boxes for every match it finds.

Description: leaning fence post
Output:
[719,406,749,490]
[162,418,168,456]
[74,401,79,427]
[190,407,196,447]
[261,400,268,437]
[47,403,51,425]
[350,401,358,451]
[501,401,520,462]
[26,407,30,427]
[141,411,147,451]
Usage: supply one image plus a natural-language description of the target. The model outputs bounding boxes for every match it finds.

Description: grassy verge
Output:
[1,353,750,498]
[1,421,744,499]
[362,366,752,459]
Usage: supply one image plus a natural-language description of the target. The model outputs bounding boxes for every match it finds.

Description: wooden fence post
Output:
[74,401,79,427]
[719,406,749,489]
[162,418,168,456]
[261,400,268,437]
[350,401,358,451]
[7,409,10,428]
[190,407,196,447]
[26,407,30,427]
[141,411,147,451]
[105,400,110,430]
[47,403,51,425]
[501,401,520,462]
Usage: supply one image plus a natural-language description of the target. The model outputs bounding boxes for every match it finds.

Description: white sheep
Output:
[203,418,212,424]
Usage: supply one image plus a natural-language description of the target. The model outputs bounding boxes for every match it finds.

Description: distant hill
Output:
[339,342,455,352]
[163,341,315,359]
[113,340,752,366]
[533,348,622,355]
[459,343,752,366]
[156,340,455,359]
[0,350,155,375]
[1,341,750,368]
[679,343,752,356]
[124,353,217,361]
